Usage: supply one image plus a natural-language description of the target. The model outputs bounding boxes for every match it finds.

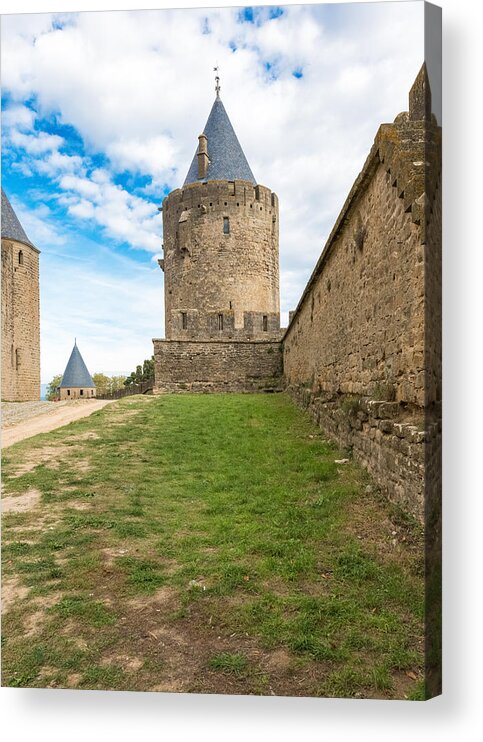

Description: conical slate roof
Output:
[60,341,95,388]
[1,188,37,249]
[184,96,256,185]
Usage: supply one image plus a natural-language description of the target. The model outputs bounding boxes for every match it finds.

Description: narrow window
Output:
[15,348,20,370]
[67,389,70,396]
[91,389,94,396]
[262,315,268,332]
[223,217,230,234]
[80,389,84,396]
[18,250,24,265]
[218,313,224,331]
[181,311,187,330]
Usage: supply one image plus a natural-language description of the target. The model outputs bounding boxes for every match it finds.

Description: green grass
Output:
[1,394,425,697]
[208,652,249,676]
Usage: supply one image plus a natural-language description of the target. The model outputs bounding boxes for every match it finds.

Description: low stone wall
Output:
[286,384,439,522]
[153,339,283,393]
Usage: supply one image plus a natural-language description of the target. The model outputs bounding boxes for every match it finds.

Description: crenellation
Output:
[162,176,280,343]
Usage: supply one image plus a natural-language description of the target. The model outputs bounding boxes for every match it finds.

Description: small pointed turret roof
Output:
[59,341,95,388]
[183,95,256,185]
[1,188,38,250]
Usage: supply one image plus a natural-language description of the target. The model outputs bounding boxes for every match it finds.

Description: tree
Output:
[142,357,155,382]
[92,373,111,395]
[46,374,62,401]
[124,357,154,386]
[110,375,127,392]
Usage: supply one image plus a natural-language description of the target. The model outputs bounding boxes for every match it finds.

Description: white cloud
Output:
[36,151,84,177]
[106,135,178,180]
[1,2,425,376]
[9,129,64,155]
[2,103,37,131]
[59,171,162,252]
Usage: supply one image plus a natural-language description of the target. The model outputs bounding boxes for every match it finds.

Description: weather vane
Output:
[214,65,221,98]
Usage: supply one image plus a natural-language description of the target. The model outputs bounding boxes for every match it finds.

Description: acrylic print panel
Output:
[0,1,441,700]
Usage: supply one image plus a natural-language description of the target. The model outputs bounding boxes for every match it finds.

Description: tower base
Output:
[152,338,282,393]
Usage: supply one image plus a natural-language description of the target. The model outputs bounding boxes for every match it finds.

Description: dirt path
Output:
[1,399,114,448]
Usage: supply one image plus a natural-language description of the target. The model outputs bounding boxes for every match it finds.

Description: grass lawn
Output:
[1,393,425,698]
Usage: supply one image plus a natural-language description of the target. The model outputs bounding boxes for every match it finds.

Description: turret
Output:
[58,340,96,400]
[160,84,280,341]
[1,188,41,401]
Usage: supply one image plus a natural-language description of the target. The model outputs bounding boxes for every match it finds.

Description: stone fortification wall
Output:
[282,66,441,520]
[1,238,40,401]
[153,339,282,393]
[284,160,424,405]
[161,179,280,340]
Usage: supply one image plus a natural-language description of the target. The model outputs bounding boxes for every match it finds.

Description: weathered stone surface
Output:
[1,238,40,401]
[162,179,280,342]
[282,68,441,522]
[153,339,282,393]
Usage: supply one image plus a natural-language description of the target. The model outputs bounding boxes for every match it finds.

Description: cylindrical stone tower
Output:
[160,92,280,341]
[1,189,41,401]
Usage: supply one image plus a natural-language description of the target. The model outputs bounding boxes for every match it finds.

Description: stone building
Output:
[58,340,96,400]
[1,188,41,401]
[153,83,283,392]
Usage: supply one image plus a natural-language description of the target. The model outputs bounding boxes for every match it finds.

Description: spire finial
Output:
[214,65,221,98]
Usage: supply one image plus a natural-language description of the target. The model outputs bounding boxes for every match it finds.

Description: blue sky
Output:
[1,2,424,382]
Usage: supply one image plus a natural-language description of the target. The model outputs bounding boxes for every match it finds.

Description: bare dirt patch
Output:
[71,458,92,474]
[1,488,41,513]
[100,654,144,672]
[12,445,67,475]
[9,441,93,478]
[126,586,178,612]
[107,410,141,427]
[22,605,55,638]
[70,431,100,441]
[67,501,91,511]
[2,576,30,614]
[263,648,293,674]
[102,546,132,567]
[66,673,82,687]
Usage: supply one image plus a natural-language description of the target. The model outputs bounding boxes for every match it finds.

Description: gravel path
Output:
[1,399,114,448]
[2,400,70,428]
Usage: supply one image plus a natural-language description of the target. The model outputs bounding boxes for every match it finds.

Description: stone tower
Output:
[1,189,41,401]
[59,340,96,400]
[153,83,283,392]
[161,90,280,340]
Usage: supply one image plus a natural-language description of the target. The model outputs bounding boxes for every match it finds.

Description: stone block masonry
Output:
[282,65,441,522]
[153,339,283,393]
[286,386,440,523]
[1,238,40,401]
[161,179,280,340]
